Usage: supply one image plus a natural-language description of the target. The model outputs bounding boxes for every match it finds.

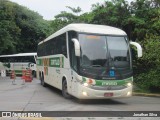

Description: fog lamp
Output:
[82,91,88,96]
[83,82,89,87]
[127,91,131,96]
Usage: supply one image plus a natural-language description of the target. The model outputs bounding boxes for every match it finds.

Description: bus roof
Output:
[39,23,127,45]
[0,53,37,57]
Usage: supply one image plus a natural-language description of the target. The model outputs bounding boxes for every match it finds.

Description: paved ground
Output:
[0,77,159,120]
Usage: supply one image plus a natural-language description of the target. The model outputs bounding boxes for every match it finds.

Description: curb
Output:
[133,92,160,98]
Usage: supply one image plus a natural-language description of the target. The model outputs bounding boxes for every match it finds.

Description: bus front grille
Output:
[90,85,127,90]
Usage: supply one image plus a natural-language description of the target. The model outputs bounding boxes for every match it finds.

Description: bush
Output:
[133,35,160,93]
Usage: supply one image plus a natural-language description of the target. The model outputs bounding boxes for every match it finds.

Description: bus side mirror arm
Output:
[130,41,142,57]
[72,38,80,56]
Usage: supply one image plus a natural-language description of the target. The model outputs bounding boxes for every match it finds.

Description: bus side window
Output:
[68,31,78,72]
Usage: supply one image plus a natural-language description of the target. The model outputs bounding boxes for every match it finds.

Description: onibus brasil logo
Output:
[1,112,42,118]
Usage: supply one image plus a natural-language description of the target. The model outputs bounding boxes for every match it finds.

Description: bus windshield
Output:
[79,34,132,80]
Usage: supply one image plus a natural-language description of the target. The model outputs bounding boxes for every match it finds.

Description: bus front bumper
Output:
[75,84,132,99]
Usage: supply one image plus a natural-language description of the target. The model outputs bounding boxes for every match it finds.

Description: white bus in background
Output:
[0,53,37,76]
[37,23,142,99]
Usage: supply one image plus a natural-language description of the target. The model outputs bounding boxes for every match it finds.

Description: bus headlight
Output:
[126,82,132,87]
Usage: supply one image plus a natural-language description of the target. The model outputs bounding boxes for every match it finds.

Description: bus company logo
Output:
[44,67,48,75]
[1,112,42,118]
[59,57,63,68]
[43,58,49,66]
[50,58,60,66]
[102,82,117,86]
[2,112,11,117]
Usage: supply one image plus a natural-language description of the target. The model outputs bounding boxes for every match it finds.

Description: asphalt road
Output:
[0,77,159,119]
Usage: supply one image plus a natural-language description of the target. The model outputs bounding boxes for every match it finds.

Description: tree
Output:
[50,6,83,33]
[91,0,130,28]
[0,0,21,54]
[0,0,50,54]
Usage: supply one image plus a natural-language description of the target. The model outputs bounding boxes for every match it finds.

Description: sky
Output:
[9,0,132,20]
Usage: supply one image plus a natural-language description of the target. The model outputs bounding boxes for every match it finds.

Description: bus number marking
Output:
[102,82,117,86]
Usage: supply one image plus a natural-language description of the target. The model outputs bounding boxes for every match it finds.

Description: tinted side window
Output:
[37,43,46,57]
[37,33,67,57]
[60,33,67,57]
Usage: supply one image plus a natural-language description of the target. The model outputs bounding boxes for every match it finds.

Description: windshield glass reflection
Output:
[78,33,132,80]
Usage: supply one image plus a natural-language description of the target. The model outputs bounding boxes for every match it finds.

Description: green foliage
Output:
[131,0,160,91]
[50,19,68,33]
[134,69,160,91]
[0,0,21,54]
[79,12,94,23]
[0,0,50,54]
[50,6,83,33]
[133,35,160,92]
[91,0,130,27]
[126,0,160,40]
[66,6,82,14]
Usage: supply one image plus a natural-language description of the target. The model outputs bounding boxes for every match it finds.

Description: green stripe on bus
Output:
[62,57,64,68]
[10,70,23,75]
[82,77,132,86]
[82,77,86,82]
[37,59,43,66]
[96,80,126,86]
[37,57,64,68]
[14,70,22,72]
[49,57,64,68]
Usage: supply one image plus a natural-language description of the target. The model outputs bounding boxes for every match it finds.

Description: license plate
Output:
[104,93,113,97]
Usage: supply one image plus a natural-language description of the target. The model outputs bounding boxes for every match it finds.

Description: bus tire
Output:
[62,80,71,99]
[32,70,36,78]
[41,74,46,87]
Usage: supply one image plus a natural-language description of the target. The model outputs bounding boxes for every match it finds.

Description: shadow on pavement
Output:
[73,98,126,105]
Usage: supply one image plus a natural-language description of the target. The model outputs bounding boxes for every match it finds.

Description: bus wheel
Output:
[32,70,36,78]
[62,80,71,99]
[41,74,46,87]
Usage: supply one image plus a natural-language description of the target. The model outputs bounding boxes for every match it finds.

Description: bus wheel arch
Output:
[62,77,71,99]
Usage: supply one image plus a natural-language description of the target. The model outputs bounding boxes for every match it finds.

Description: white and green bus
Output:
[37,24,142,99]
[0,53,37,76]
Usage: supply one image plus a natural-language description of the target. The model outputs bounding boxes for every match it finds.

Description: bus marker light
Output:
[88,79,93,84]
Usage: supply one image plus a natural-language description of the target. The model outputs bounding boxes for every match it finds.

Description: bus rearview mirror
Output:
[130,41,142,57]
[72,38,80,56]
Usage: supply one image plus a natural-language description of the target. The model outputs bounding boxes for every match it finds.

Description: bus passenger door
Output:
[71,70,77,94]
[68,31,78,94]
[70,46,78,94]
